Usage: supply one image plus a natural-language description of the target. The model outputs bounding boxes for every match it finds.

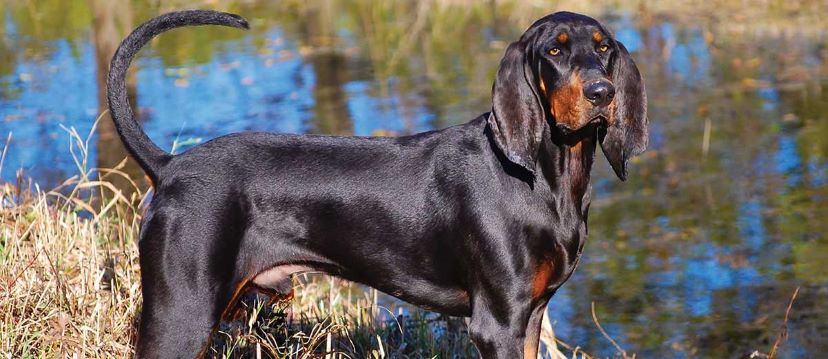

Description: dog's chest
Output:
[527,193,590,299]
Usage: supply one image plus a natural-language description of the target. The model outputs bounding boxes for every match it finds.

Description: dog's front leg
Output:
[468,291,550,359]
[134,209,244,359]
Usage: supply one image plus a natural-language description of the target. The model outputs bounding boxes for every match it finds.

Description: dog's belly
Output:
[250,264,471,316]
[377,280,471,316]
[252,264,314,290]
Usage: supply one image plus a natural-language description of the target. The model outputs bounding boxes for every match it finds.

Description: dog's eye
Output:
[598,44,609,53]
[548,47,561,56]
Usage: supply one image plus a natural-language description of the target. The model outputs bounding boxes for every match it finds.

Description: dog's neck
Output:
[536,124,597,217]
[482,115,596,216]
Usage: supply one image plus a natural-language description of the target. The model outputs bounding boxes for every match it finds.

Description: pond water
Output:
[1,1,827,357]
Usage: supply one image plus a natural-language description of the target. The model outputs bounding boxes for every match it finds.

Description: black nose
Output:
[583,81,615,107]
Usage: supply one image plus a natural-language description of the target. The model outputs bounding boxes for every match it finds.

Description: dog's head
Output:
[488,12,647,180]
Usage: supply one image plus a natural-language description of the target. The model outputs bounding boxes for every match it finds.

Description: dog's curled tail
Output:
[107,10,249,181]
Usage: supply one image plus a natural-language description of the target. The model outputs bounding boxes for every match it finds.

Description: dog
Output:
[107,9,647,358]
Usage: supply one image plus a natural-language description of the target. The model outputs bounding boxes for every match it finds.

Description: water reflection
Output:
[91,0,146,200]
[1,1,827,357]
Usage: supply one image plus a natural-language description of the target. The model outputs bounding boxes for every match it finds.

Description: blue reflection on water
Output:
[3,13,15,35]
[0,40,97,184]
[614,16,643,53]
[136,34,315,152]
[739,199,766,251]
[665,26,711,87]
[810,157,827,189]
[346,79,435,136]
[758,86,779,111]
[684,243,764,317]
[774,136,802,187]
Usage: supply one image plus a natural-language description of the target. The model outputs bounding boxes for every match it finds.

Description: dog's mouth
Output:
[588,114,608,127]
[555,114,608,136]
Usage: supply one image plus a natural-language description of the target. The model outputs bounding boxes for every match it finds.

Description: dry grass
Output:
[0,122,143,358]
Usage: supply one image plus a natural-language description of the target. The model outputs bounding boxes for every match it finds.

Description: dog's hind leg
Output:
[134,207,245,358]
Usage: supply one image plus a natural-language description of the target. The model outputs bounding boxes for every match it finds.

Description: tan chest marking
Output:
[532,259,554,300]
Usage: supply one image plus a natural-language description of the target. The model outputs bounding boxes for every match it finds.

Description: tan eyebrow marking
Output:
[557,33,569,43]
[592,31,603,42]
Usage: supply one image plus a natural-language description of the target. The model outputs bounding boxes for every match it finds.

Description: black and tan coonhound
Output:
[107,9,647,358]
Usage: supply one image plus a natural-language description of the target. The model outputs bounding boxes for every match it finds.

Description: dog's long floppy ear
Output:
[599,41,648,181]
[488,40,546,175]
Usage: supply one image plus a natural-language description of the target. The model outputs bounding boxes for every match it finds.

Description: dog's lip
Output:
[588,114,608,126]
[556,115,608,135]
